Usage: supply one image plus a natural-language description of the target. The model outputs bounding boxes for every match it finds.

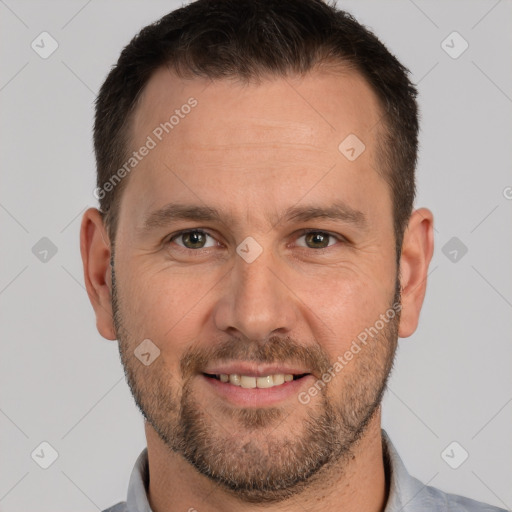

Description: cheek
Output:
[117,264,216,356]
[294,265,396,356]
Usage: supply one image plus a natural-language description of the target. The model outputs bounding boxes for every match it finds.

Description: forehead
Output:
[119,65,390,233]
[131,65,383,152]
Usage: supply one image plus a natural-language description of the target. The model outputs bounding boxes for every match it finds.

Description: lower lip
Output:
[201,374,315,407]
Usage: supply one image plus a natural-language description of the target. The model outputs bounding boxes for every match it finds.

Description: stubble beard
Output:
[112,264,400,503]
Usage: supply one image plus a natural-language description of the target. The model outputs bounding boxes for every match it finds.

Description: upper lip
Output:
[202,363,311,377]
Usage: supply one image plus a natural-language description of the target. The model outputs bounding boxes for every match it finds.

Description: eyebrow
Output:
[142,200,367,232]
[283,202,367,229]
[143,204,227,230]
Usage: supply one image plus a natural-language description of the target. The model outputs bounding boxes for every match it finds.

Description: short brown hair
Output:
[94,0,418,258]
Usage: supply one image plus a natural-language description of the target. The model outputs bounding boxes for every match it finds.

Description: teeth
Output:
[256,375,274,388]
[240,375,257,388]
[273,374,285,385]
[218,373,296,388]
[229,374,241,386]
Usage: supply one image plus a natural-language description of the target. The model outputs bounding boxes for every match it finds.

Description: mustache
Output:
[180,335,333,380]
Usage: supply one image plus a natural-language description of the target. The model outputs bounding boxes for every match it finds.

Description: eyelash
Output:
[166,228,346,254]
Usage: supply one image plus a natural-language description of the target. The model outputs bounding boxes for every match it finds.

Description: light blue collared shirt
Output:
[103,430,507,512]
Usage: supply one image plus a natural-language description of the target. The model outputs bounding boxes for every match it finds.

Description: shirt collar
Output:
[124,429,425,512]
[125,447,152,512]
[381,429,429,511]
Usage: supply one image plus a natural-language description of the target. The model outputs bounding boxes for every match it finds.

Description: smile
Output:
[203,372,310,389]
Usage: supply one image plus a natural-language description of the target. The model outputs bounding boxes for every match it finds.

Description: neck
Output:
[145,408,388,512]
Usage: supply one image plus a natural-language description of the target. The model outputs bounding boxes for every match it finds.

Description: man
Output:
[80,1,505,511]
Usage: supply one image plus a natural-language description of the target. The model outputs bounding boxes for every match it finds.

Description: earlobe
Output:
[80,208,116,340]
[398,208,434,338]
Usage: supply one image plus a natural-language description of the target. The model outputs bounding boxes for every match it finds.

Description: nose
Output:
[213,245,299,342]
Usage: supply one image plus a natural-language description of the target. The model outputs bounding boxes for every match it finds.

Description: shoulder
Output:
[419,483,508,512]
[381,430,507,512]
[102,502,128,512]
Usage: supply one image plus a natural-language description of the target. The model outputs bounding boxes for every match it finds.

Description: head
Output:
[81,0,433,503]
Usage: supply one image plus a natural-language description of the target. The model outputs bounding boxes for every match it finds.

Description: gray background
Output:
[1,0,511,510]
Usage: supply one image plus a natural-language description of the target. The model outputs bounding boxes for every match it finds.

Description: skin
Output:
[81,66,434,512]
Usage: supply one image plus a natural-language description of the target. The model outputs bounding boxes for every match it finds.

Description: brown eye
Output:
[296,231,339,249]
[306,232,328,248]
[171,230,214,249]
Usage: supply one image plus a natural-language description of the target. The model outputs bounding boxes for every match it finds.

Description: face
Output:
[110,67,401,502]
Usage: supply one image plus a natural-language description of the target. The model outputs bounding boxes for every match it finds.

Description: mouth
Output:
[202,372,311,389]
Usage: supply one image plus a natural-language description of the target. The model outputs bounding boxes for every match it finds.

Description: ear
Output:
[80,208,116,340]
[398,208,434,338]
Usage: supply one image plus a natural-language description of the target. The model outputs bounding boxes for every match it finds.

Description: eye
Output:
[168,230,217,250]
[295,230,340,249]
